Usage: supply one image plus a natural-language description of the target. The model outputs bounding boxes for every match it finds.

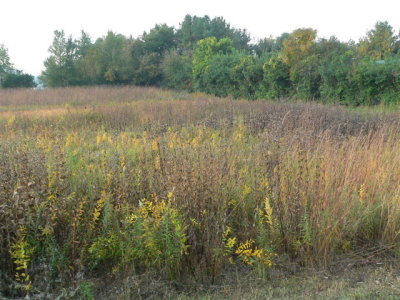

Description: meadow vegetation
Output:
[1,86,400,298]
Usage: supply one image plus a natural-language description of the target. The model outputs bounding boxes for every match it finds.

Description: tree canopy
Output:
[33,16,400,105]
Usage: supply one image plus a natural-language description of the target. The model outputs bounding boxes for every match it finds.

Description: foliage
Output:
[88,196,188,276]
[195,52,243,97]
[0,44,12,75]
[162,51,193,89]
[192,37,235,92]
[132,52,163,86]
[78,282,94,300]
[281,28,317,66]
[35,18,400,105]
[290,54,322,99]
[41,30,81,87]
[177,14,250,51]
[252,35,286,56]
[231,55,264,99]
[80,31,133,84]
[259,55,291,99]
[9,227,34,291]
[351,58,400,104]
[1,70,36,88]
[358,21,397,60]
[141,24,176,55]
[130,24,176,86]
[0,45,36,88]
[317,39,356,102]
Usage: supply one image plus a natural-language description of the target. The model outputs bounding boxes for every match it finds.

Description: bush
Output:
[88,196,188,277]
[1,71,36,88]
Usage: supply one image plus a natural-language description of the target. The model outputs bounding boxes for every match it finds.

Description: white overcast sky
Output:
[1,0,399,76]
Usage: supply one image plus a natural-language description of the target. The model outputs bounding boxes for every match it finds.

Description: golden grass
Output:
[1,86,400,297]
[0,107,70,119]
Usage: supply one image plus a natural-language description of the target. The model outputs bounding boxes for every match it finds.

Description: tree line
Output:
[2,15,400,105]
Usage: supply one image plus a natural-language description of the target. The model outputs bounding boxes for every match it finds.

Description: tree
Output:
[0,45,36,88]
[132,53,163,86]
[72,31,94,85]
[177,15,210,49]
[208,16,250,50]
[358,21,397,60]
[316,37,356,102]
[1,70,36,88]
[162,51,192,90]
[231,55,264,99]
[192,37,235,92]
[0,45,12,86]
[177,15,250,51]
[142,24,176,55]
[130,24,177,86]
[76,30,92,57]
[281,28,317,66]
[198,52,243,97]
[252,37,279,56]
[290,54,322,99]
[259,55,291,99]
[351,58,400,104]
[41,30,79,87]
[80,32,134,84]
[0,44,12,74]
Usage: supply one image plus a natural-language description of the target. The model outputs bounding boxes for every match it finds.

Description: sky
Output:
[1,0,399,76]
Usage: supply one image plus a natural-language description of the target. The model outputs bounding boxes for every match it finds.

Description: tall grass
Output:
[1,86,400,296]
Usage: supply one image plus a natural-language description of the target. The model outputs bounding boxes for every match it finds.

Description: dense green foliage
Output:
[3,15,400,104]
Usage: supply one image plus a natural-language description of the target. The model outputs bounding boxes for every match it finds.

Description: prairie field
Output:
[2,86,400,299]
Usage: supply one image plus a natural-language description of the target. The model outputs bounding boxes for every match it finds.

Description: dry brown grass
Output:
[0,86,220,107]
[1,86,400,298]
